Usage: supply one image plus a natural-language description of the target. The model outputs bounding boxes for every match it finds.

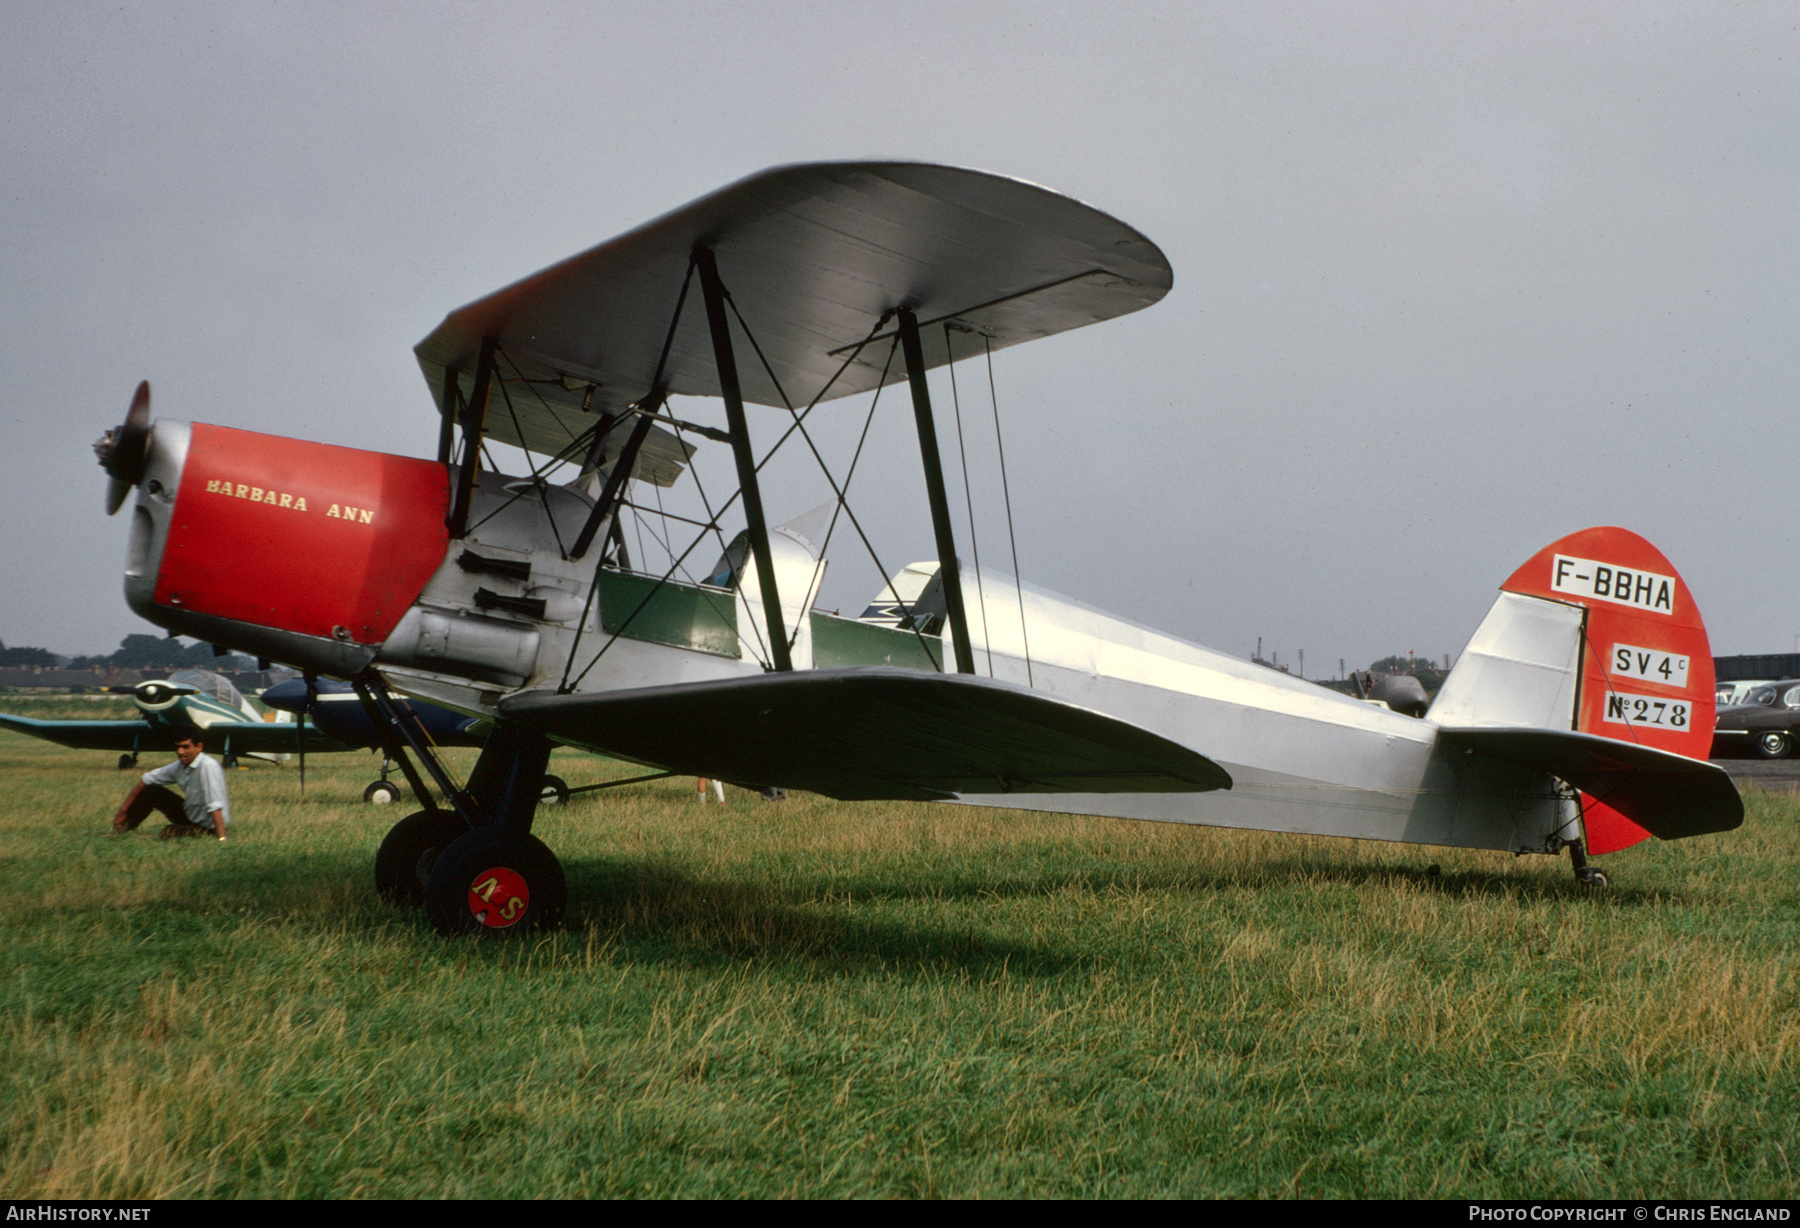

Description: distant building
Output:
[1714,654,1800,683]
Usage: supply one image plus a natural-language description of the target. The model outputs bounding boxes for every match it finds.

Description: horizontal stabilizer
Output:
[1440,726,1742,841]
[500,668,1230,801]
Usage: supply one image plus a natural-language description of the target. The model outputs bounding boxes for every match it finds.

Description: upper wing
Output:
[1439,726,1743,840]
[415,162,1173,459]
[499,668,1228,801]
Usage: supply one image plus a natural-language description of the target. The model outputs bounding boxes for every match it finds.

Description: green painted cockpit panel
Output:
[598,569,740,658]
[809,612,942,672]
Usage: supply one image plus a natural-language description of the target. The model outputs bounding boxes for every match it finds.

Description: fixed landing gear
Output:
[117,753,138,771]
[363,755,403,804]
[374,809,464,906]
[364,779,402,805]
[424,826,567,935]
[1568,838,1609,888]
[368,717,566,937]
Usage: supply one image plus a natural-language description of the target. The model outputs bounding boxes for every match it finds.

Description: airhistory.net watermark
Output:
[5,1208,151,1222]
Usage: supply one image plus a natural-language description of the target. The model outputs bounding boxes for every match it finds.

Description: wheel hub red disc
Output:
[467,866,530,928]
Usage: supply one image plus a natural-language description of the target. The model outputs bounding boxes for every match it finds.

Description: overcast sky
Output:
[3,1,1795,674]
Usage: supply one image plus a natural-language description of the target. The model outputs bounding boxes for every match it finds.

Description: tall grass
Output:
[1,731,1793,1197]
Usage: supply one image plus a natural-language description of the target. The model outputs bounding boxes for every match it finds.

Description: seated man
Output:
[110,733,230,841]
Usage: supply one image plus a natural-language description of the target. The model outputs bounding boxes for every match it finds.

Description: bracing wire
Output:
[565,275,951,690]
[817,335,898,566]
[721,293,943,669]
[945,325,993,676]
[652,476,770,667]
[986,336,1033,687]
[559,260,695,689]
[486,366,569,558]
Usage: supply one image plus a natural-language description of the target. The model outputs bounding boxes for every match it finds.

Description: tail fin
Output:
[1431,527,1737,853]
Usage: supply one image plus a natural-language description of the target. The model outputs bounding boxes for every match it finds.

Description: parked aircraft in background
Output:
[258,676,520,803]
[0,668,344,767]
[92,161,1741,936]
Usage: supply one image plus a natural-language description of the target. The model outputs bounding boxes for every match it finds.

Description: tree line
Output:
[0,634,258,672]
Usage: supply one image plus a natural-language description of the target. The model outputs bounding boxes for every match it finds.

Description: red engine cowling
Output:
[125,421,450,674]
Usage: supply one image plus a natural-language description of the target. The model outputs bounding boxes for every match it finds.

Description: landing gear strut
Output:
[419,724,565,935]
[359,686,568,937]
[1569,838,1609,888]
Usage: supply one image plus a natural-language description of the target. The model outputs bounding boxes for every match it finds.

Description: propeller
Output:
[95,381,153,515]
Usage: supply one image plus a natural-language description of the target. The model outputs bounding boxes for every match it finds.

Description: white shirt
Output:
[141,754,231,831]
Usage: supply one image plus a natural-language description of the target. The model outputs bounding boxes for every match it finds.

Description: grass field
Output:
[1,727,1795,1198]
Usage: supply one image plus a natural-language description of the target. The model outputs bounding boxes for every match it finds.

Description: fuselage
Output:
[116,418,1570,855]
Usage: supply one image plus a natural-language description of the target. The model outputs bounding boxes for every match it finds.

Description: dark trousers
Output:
[119,784,203,831]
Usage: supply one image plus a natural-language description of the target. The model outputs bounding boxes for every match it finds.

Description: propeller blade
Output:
[97,381,154,515]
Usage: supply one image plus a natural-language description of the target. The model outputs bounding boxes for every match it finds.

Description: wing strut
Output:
[899,309,976,674]
[447,335,497,538]
[570,409,657,560]
[697,246,791,671]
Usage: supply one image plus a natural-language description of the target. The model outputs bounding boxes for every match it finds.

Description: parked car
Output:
[1711,680,1800,758]
[1716,679,1772,708]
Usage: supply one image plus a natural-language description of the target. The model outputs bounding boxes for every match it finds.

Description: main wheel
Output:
[374,809,465,907]
[1752,730,1793,759]
[425,826,566,937]
[363,779,402,805]
[539,774,570,806]
[117,753,136,771]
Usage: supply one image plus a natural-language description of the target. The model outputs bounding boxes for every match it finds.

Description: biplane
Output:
[92,162,1741,935]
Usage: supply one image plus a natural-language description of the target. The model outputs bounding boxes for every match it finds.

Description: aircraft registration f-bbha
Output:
[92,162,1741,934]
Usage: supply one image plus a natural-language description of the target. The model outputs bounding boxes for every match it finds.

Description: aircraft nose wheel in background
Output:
[539,774,569,806]
[374,810,467,907]
[364,779,402,804]
[424,826,567,937]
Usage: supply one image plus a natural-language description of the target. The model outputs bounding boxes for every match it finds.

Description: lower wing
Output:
[500,668,1231,801]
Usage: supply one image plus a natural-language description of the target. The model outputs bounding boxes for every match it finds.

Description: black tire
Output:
[117,753,136,771]
[363,779,402,805]
[222,754,239,770]
[1752,730,1793,759]
[374,809,465,907]
[539,774,570,806]
[425,826,566,937]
